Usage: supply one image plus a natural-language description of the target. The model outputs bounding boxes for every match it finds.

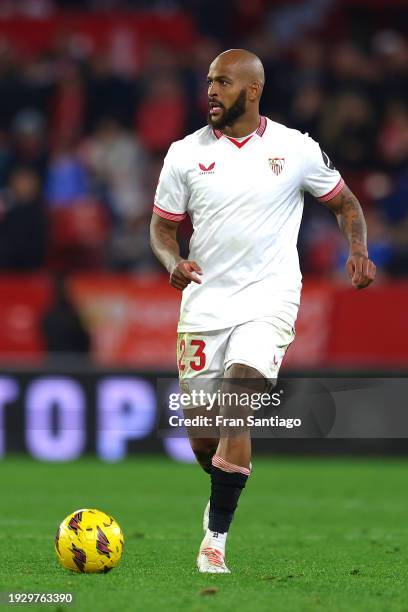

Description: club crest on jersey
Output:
[268,157,285,175]
[199,162,215,175]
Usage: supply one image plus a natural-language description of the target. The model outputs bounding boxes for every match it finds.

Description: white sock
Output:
[205,528,227,553]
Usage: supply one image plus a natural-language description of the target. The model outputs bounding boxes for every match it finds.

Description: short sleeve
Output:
[301,135,344,202]
[153,143,188,222]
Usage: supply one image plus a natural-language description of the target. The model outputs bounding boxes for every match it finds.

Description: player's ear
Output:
[248,81,262,101]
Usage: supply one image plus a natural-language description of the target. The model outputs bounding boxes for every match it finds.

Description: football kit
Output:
[154,117,343,383]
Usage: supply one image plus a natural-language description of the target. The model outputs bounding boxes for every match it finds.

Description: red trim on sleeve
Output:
[153,204,186,222]
[316,178,345,202]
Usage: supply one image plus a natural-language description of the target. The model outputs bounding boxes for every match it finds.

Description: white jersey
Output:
[154,116,343,332]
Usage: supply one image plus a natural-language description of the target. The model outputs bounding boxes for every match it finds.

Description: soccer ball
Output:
[55,508,124,573]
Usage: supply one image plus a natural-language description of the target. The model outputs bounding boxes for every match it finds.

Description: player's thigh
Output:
[177,328,233,410]
[177,329,231,379]
[177,329,230,438]
[224,318,295,381]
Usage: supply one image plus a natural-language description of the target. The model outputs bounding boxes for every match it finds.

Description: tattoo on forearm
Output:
[351,217,365,242]
[326,187,367,253]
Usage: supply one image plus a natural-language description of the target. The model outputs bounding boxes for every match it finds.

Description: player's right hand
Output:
[170,260,203,290]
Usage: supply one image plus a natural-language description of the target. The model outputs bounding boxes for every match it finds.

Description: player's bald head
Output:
[207,49,265,130]
[210,49,265,93]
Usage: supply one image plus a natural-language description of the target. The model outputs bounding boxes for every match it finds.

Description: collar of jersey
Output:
[213,116,267,148]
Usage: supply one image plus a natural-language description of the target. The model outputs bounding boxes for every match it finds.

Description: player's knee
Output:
[190,437,218,456]
[190,438,218,473]
[225,362,263,379]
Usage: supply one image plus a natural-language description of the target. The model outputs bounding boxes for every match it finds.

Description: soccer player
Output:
[150,49,376,573]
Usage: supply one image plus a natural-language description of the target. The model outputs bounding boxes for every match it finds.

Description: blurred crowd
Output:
[0,0,407,279]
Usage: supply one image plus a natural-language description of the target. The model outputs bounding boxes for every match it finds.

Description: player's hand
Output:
[170,260,203,290]
[346,253,376,289]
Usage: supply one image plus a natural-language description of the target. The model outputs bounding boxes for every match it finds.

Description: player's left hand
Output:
[346,253,376,289]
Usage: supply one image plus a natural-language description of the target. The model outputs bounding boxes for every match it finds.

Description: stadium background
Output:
[0,0,406,461]
[0,2,407,610]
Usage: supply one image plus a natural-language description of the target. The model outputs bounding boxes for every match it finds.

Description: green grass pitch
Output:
[1,455,408,611]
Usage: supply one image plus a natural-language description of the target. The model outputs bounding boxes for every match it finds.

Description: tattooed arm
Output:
[323,184,376,289]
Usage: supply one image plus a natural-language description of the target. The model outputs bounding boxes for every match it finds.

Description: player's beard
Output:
[207,89,247,130]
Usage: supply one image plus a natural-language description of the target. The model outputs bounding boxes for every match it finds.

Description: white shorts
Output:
[177,315,295,388]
